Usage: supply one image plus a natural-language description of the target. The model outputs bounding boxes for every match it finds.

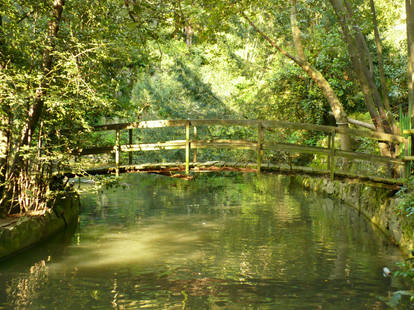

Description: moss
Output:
[293,176,414,255]
[0,193,79,260]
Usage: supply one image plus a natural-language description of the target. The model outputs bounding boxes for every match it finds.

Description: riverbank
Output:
[0,193,79,260]
[293,175,414,255]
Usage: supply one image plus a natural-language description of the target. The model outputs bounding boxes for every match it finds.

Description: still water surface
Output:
[0,173,405,309]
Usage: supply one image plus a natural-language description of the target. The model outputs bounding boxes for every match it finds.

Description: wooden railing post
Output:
[77,119,408,183]
[193,126,197,163]
[327,132,331,170]
[128,129,133,165]
[185,121,191,175]
[403,135,411,178]
[257,121,264,174]
[115,129,120,176]
[329,129,336,180]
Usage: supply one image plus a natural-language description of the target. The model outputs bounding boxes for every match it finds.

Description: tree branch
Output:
[328,112,375,130]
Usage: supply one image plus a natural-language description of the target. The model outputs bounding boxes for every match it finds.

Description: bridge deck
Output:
[74,119,412,185]
[68,161,403,189]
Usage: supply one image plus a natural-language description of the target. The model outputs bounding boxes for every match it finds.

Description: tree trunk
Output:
[185,23,193,48]
[1,0,65,212]
[329,0,399,173]
[370,0,392,115]
[242,11,352,151]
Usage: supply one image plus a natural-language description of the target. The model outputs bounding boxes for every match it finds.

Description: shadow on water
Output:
[0,172,408,309]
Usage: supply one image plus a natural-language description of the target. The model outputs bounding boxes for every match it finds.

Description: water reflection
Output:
[0,173,406,309]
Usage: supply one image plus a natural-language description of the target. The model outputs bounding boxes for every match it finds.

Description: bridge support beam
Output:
[257,122,263,174]
[128,129,133,165]
[115,129,120,177]
[329,130,336,180]
[193,126,197,163]
[185,121,191,175]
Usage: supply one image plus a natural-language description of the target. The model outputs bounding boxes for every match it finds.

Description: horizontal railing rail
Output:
[77,119,411,180]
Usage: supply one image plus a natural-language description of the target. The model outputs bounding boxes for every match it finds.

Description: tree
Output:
[238,1,353,151]
[328,0,398,160]
[230,0,403,160]
[0,0,152,215]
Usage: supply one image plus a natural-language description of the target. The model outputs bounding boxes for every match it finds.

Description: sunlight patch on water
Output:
[50,216,221,272]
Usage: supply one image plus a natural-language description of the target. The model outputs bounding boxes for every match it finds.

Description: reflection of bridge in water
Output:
[75,119,412,188]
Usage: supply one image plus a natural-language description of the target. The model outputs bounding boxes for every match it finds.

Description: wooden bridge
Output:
[76,119,413,187]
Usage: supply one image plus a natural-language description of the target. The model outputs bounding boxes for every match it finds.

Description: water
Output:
[0,173,405,309]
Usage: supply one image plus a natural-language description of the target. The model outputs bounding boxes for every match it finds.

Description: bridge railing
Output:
[79,119,410,179]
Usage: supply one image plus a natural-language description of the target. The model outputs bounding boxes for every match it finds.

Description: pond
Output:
[0,173,405,309]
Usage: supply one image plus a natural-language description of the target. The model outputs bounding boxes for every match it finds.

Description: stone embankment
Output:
[295,176,414,255]
[0,194,79,260]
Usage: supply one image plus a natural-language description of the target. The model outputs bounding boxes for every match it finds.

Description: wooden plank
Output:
[406,135,412,178]
[262,120,334,133]
[121,141,186,152]
[191,119,259,127]
[263,142,331,156]
[327,133,331,170]
[115,129,120,176]
[78,161,403,187]
[262,120,406,143]
[94,120,187,131]
[330,131,335,180]
[186,121,190,175]
[193,126,198,163]
[334,127,406,144]
[128,129,133,165]
[257,122,263,174]
[263,141,405,165]
[92,119,406,143]
[335,150,404,165]
[192,140,257,150]
[403,129,414,135]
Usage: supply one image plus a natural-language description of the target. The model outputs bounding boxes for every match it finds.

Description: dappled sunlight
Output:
[50,217,219,272]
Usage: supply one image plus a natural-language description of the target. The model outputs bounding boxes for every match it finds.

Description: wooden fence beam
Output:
[185,121,190,175]
[128,129,133,165]
[193,126,197,163]
[80,119,409,181]
[327,133,331,170]
[330,131,335,181]
[115,129,120,177]
[257,122,263,174]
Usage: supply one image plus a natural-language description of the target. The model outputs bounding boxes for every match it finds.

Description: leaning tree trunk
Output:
[328,0,401,176]
[242,10,352,151]
[329,0,398,163]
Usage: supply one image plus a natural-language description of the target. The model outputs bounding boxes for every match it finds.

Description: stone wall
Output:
[0,193,80,260]
[295,176,414,255]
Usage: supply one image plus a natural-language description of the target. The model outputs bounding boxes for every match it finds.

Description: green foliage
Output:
[386,260,414,308]
[395,260,414,282]
[396,177,414,220]
[0,0,159,214]
[0,0,410,213]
